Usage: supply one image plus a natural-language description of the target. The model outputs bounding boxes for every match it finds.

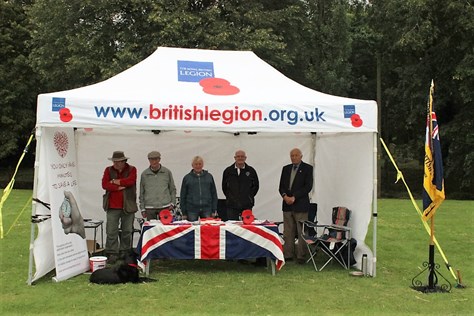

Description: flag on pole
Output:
[422,81,445,221]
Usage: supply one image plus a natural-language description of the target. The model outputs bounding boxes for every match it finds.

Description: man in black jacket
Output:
[279,148,314,264]
[222,150,259,220]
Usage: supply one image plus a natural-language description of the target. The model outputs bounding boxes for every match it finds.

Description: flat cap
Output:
[147,151,161,159]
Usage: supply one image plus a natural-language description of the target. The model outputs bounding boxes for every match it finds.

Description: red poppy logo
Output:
[59,107,73,122]
[350,114,363,128]
[199,78,240,96]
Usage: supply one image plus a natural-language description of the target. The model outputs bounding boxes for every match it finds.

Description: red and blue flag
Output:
[139,223,285,270]
[422,83,445,221]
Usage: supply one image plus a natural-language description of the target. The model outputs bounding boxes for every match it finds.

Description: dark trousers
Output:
[226,207,247,221]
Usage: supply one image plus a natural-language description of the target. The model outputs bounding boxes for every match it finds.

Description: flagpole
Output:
[412,81,451,293]
[428,82,435,290]
[380,138,458,283]
[428,216,435,288]
[427,81,436,288]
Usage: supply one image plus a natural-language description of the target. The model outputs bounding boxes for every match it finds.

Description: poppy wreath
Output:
[159,209,173,225]
[241,209,255,225]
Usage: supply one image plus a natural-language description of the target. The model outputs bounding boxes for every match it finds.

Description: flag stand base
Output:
[411,245,451,293]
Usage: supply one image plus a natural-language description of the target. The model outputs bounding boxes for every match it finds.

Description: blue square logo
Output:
[52,97,66,112]
[343,105,356,118]
[177,61,214,82]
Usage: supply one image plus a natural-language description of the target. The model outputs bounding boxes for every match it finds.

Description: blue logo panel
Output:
[343,105,356,118]
[177,61,214,82]
[52,97,66,112]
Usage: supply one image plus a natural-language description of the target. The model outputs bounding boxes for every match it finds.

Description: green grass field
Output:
[0,189,473,315]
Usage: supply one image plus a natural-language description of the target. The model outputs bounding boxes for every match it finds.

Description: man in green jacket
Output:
[139,151,177,219]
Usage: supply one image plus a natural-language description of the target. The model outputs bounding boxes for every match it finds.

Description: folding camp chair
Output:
[301,206,352,271]
[276,203,318,246]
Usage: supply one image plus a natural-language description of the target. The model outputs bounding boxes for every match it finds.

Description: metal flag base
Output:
[411,244,452,293]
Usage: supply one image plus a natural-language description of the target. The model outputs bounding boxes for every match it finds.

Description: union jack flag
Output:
[139,223,285,270]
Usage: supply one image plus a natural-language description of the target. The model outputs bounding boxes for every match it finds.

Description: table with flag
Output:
[137,220,285,275]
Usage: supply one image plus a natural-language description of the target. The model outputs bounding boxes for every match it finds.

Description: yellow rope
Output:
[0,133,34,239]
[380,138,458,281]
[5,195,32,237]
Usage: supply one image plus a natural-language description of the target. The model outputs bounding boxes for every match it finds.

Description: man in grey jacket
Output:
[139,151,176,219]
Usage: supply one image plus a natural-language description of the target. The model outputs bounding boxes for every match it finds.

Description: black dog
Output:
[89,250,156,284]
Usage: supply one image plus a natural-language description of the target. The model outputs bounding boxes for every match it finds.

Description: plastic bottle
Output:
[362,254,368,276]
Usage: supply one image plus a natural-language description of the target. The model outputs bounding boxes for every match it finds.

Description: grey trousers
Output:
[105,209,134,256]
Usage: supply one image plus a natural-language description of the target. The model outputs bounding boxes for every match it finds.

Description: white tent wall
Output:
[29,129,55,283]
[75,129,315,224]
[315,132,375,272]
[315,132,374,240]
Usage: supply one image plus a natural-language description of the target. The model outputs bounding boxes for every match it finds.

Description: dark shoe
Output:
[297,258,306,265]
[284,257,294,262]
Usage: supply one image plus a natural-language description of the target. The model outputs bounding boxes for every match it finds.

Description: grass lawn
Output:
[0,189,473,315]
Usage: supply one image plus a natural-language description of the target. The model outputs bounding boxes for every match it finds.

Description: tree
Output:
[361,0,474,198]
[0,0,38,162]
[293,0,353,96]
[14,0,474,197]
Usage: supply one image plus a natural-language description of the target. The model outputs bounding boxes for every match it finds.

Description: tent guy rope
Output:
[0,132,34,239]
[379,137,458,283]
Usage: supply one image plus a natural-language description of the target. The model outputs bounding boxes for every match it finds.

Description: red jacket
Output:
[102,163,137,210]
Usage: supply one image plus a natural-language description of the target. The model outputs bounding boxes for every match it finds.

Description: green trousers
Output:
[105,209,134,256]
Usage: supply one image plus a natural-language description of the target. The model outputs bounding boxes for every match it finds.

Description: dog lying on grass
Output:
[90,250,156,284]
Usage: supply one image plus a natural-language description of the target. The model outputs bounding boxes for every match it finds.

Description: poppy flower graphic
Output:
[59,107,73,122]
[350,114,363,128]
[199,77,240,96]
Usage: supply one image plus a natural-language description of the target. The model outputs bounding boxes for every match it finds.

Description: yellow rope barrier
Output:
[5,195,32,237]
[0,133,34,239]
[379,138,458,282]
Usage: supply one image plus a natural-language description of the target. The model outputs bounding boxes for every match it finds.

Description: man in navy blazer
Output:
[278,148,314,264]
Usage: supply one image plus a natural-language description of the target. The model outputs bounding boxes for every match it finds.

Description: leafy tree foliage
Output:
[362,0,474,197]
[294,0,353,95]
[0,0,38,161]
[2,0,472,197]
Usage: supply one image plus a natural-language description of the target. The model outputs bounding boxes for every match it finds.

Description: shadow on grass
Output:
[147,258,271,275]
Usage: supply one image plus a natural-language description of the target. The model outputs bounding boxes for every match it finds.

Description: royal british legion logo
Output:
[343,105,356,118]
[177,61,214,82]
[52,97,66,112]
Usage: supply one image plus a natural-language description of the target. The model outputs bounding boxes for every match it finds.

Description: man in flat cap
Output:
[139,151,177,220]
[102,151,138,264]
